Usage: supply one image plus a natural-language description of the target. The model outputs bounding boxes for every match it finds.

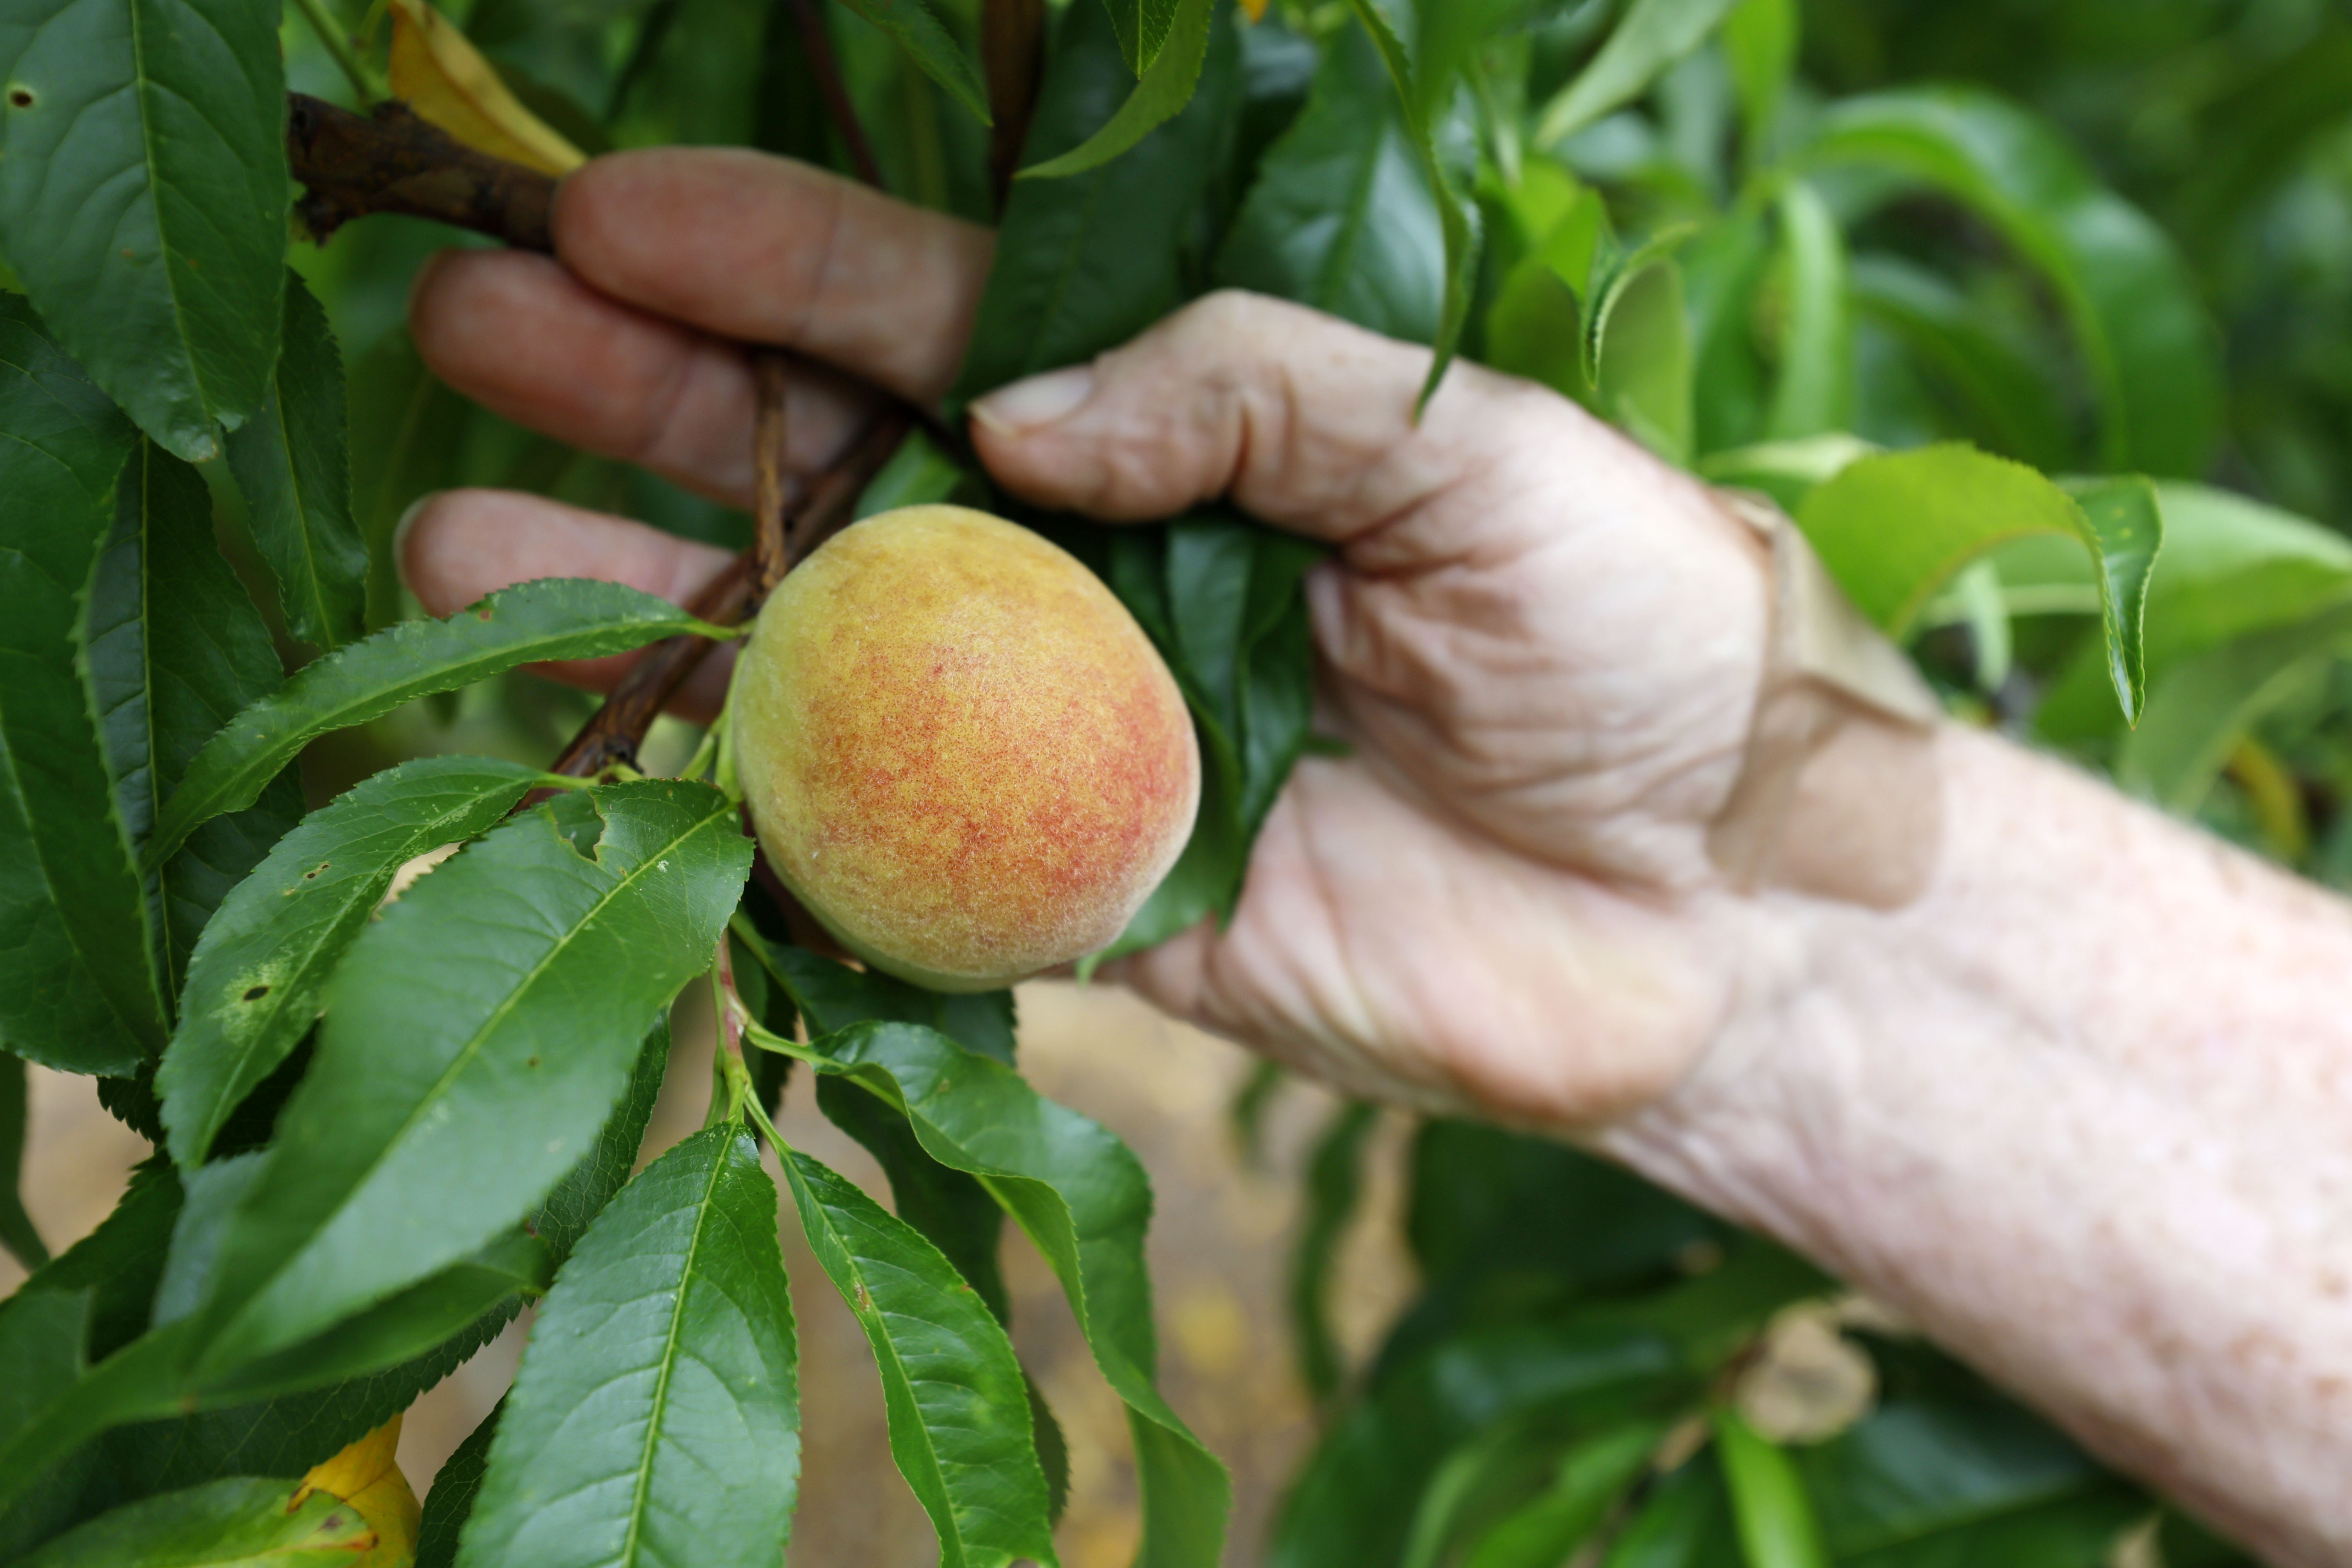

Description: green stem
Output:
[290,0,392,105]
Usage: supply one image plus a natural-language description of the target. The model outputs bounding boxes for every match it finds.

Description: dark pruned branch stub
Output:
[287,93,558,251]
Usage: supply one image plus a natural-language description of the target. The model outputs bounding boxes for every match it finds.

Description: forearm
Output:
[1606,724,2352,1565]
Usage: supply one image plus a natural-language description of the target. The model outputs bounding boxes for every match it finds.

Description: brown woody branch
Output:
[547,402,909,779]
[285,91,933,780]
[288,94,557,250]
[982,0,1047,210]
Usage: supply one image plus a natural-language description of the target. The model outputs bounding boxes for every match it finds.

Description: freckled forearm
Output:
[1604,725,2352,1566]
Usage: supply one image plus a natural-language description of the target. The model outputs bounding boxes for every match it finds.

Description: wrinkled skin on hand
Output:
[401,146,1773,1131]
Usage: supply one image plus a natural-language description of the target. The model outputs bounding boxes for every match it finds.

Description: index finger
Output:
[553,147,994,404]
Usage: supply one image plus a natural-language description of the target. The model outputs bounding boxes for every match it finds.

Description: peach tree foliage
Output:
[0,0,2330,1561]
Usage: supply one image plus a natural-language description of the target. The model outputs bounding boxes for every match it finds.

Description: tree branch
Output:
[287,93,556,249]
[546,403,910,780]
[282,92,929,776]
[982,0,1047,209]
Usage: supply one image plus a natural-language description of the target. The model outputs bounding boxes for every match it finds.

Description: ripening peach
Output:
[732,505,1200,991]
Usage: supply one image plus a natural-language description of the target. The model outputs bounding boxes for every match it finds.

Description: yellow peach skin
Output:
[733,505,1201,990]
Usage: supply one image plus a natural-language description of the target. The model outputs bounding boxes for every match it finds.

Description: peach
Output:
[731,505,1201,991]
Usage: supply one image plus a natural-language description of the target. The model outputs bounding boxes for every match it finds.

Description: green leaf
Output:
[1067,514,1322,962]
[1602,1450,1741,1568]
[1291,1102,1377,1403]
[955,0,1239,399]
[779,1146,1057,1568]
[1795,447,2160,720]
[83,437,299,1004]
[459,1125,799,1568]
[417,1401,500,1568]
[1714,1410,1828,1568]
[188,781,751,1373]
[1335,0,1483,401]
[856,426,975,519]
[1099,0,1178,77]
[223,274,369,654]
[0,303,162,1074]
[188,1234,550,1407]
[736,929,1017,1317]
[15,1476,371,1568]
[781,1020,1231,1568]
[1,1052,42,1268]
[1581,226,1695,390]
[1457,1422,1663,1568]
[101,1302,522,1515]
[526,1020,674,1269]
[2035,483,2352,743]
[0,1290,98,1553]
[1020,0,1213,179]
[1214,20,1444,344]
[2116,601,2352,814]
[1594,257,1693,464]
[1532,0,1743,151]
[1795,1372,2145,1566]
[1694,434,1873,517]
[1719,0,1795,157]
[345,330,472,633]
[1798,87,2222,477]
[0,0,286,461]
[1846,256,2072,473]
[744,925,1018,1065]
[1271,1320,1690,1568]
[833,0,992,125]
[1762,182,1852,441]
[147,581,726,867]
[818,1078,1014,1321]
[157,755,553,1168]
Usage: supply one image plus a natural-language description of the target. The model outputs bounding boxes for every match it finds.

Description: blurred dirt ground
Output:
[5,982,1418,1566]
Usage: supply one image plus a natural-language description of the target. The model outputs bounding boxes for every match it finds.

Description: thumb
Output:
[967,290,1579,540]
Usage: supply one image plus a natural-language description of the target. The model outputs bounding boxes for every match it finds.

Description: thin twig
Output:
[548,551,759,778]
[981,0,1047,209]
[752,352,795,595]
[545,403,909,779]
[785,0,885,188]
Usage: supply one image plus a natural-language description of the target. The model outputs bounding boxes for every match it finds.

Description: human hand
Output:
[403,147,1776,1131]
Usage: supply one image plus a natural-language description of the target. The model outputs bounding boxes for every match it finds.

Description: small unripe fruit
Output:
[733,505,1201,991]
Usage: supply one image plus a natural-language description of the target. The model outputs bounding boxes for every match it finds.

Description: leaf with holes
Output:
[185,781,751,1375]
[157,756,556,1168]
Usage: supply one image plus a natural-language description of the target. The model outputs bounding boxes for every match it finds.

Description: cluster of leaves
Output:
[1,0,2345,1561]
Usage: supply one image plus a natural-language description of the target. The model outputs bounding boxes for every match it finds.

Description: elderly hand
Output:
[402,147,1778,1131]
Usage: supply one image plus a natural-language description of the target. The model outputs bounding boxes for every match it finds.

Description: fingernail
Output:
[390,492,442,588]
[971,365,1095,434]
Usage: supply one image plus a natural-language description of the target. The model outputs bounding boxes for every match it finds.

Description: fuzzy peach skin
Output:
[731,504,1200,989]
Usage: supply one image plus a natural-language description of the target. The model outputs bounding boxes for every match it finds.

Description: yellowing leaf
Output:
[1238,0,1269,18]
[387,0,586,176]
[296,1417,420,1568]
